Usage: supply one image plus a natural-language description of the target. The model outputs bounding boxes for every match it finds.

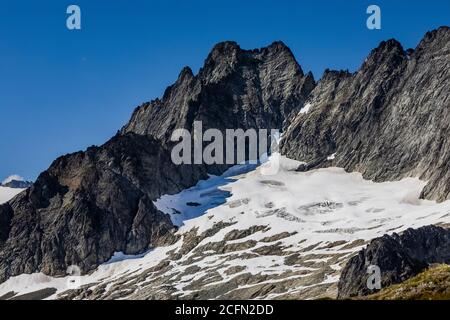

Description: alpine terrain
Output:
[0,26,449,300]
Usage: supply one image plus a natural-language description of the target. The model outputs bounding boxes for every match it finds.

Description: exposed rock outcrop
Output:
[337,225,450,298]
[282,26,450,201]
[123,41,315,142]
[0,133,202,282]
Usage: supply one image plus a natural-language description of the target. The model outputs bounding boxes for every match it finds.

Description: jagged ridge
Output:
[281,26,450,202]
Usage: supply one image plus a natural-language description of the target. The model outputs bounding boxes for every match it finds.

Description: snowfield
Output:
[0,186,25,205]
[2,154,450,300]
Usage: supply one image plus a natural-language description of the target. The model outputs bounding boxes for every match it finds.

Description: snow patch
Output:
[0,186,25,204]
[300,103,313,114]
[105,251,151,264]
[154,163,258,226]
[327,153,336,161]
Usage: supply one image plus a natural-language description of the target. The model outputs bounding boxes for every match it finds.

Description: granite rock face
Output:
[123,41,315,142]
[337,225,450,298]
[281,26,450,201]
[0,42,313,283]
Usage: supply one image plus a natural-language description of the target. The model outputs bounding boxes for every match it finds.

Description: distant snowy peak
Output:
[0,175,31,204]
[1,175,32,189]
[1,180,32,189]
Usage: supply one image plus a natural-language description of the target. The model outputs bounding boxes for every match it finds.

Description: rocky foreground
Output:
[363,264,450,300]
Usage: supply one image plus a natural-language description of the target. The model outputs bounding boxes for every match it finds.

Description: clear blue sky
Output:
[1,0,449,181]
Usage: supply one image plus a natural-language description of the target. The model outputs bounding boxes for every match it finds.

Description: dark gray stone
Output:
[282,26,450,202]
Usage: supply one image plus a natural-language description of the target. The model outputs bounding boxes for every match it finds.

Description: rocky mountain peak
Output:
[266,40,291,51]
[0,40,315,284]
[321,69,352,82]
[200,41,242,82]
[416,25,450,55]
[123,40,314,141]
[360,39,405,73]
[177,66,194,83]
[209,40,241,55]
[0,180,33,189]
[420,25,450,44]
[281,26,450,201]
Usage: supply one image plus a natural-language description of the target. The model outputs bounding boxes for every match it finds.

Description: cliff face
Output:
[281,26,450,202]
[0,41,313,283]
[1,180,33,189]
[122,41,314,141]
[0,134,201,282]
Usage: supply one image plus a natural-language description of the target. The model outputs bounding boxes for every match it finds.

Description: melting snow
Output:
[0,186,25,204]
[2,153,450,299]
[105,251,151,264]
[154,163,258,226]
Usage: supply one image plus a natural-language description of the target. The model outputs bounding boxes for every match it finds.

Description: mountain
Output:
[1,180,33,189]
[0,27,449,300]
[0,176,30,206]
[0,41,313,284]
[281,26,450,202]
[2,156,450,300]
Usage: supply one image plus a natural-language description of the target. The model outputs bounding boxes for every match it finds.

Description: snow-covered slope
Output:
[2,154,450,300]
[0,186,25,205]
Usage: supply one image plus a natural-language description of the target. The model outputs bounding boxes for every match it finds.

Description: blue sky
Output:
[0,0,449,181]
